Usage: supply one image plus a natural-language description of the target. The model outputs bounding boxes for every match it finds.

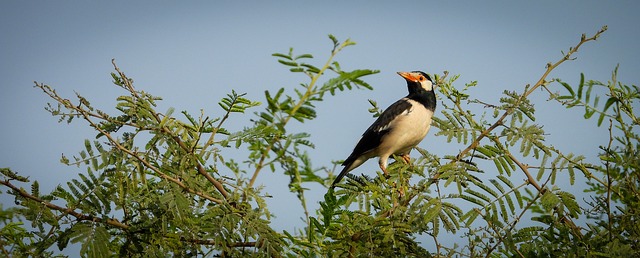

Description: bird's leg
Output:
[379,162,389,178]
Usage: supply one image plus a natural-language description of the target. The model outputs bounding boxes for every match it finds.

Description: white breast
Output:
[377,99,433,156]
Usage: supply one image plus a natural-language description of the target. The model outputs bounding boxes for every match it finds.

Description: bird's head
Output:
[397,71,434,92]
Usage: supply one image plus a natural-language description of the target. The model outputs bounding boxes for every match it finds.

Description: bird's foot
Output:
[401,154,411,164]
[380,164,390,179]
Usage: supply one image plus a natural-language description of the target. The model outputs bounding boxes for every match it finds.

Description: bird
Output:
[331,71,437,188]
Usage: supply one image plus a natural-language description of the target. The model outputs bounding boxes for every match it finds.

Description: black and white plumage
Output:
[331,71,436,188]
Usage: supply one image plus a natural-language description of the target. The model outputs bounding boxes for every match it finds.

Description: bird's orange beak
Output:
[397,71,418,82]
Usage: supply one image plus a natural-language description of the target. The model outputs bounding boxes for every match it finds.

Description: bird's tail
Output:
[331,156,361,188]
[330,165,352,188]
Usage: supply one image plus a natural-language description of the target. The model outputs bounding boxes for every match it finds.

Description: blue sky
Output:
[2,1,639,254]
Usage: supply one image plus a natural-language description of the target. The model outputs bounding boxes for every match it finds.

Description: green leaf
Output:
[31,180,40,197]
[540,190,560,211]
[0,168,29,182]
[598,97,617,126]
[278,59,299,67]
[476,181,498,198]
[423,198,442,223]
[272,52,292,60]
[585,81,595,104]
[493,159,504,174]
[559,80,575,97]
[69,223,110,258]
[498,198,508,221]
[499,156,513,176]
[328,34,339,48]
[476,145,496,158]
[461,208,481,226]
[295,54,313,59]
[301,63,320,74]
[465,189,490,204]
[577,73,585,99]
[558,191,581,218]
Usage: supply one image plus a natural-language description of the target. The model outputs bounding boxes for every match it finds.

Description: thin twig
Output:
[505,152,542,192]
[605,119,613,241]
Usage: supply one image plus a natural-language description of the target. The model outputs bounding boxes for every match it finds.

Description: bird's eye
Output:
[419,76,424,81]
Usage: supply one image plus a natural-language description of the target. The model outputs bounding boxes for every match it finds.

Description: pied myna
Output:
[331,71,436,188]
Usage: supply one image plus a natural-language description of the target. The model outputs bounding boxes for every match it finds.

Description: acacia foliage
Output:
[1,26,638,257]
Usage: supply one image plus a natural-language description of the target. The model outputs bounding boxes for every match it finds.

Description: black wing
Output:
[332,99,412,187]
[342,99,412,164]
